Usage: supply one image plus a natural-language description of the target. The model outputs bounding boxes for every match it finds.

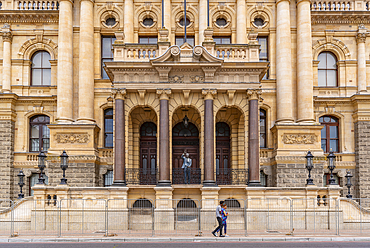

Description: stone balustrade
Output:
[16,0,59,10]
[311,1,352,11]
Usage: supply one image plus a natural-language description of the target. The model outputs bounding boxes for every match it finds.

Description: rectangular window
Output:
[139,36,158,44]
[29,173,48,196]
[257,36,269,80]
[214,37,231,45]
[104,170,114,187]
[101,36,116,79]
[175,36,195,47]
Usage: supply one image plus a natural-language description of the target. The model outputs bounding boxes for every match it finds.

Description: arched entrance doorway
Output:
[139,122,157,185]
[172,122,201,184]
[216,122,231,184]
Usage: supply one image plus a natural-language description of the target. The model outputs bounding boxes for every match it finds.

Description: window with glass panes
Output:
[31,51,51,86]
[318,52,338,87]
[104,108,113,148]
[257,37,269,79]
[139,36,158,44]
[319,116,339,153]
[260,109,267,148]
[213,37,231,45]
[175,36,195,46]
[323,173,340,186]
[29,173,48,196]
[104,170,113,187]
[101,36,116,79]
[30,115,50,152]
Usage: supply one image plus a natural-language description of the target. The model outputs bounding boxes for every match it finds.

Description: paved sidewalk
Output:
[1,236,370,242]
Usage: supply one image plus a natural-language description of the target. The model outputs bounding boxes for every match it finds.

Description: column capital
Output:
[247,88,262,101]
[1,23,12,43]
[296,0,311,5]
[112,88,127,100]
[276,0,290,4]
[157,88,171,100]
[356,25,367,43]
[202,89,217,100]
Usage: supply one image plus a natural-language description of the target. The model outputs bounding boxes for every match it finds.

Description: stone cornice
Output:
[0,11,59,23]
[311,11,370,24]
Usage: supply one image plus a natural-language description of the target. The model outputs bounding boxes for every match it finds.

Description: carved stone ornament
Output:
[1,30,12,43]
[190,75,204,83]
[247,88,262,100]
[356,33,367,43]
[282,134,317,144]
[156,88,171,100]
[202,89,217,99]
[55,133,90,144]
[112,88,126,100]
[169,75,184,83]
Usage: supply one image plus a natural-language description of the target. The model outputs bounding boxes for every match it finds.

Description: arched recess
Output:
[209,4,235,38]
[95,3,124,29]
[135,2,161,40]
[312,38,350,61]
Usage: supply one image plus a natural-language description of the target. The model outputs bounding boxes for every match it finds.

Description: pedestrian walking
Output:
[219,204,229,237]
[212,200,225,237]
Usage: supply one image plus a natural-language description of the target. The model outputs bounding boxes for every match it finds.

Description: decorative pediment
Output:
[151,45,223,64]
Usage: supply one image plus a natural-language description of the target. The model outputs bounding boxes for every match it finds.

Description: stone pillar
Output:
[202,89,217,186]
[247,89,261,186]
[276,0,293,122]
[164,0,171,41]
[236,0,247,44]
[297,0,314,122]
[57,0,73,122]
[124,0,134,43]
[77,0,95,123]
[113,89,126,186]
[198,0,207,44]
[1,24,12,93]
[157,89,171,186]
[357,25,367,93]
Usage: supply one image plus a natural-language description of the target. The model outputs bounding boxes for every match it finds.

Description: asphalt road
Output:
[0,242,370,248]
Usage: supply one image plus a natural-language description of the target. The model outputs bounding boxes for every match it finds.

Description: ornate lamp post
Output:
[60,150,69,184]
[345,170,353,199]
[305,151,314,185]
[37,149,46,184]
[327,150,337,185]
[17,169,25,199]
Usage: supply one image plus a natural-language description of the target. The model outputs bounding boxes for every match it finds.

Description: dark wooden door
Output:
[216,122,231,185]
[139,122,157,185]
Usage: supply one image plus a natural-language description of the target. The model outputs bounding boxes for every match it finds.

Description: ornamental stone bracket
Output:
[155,66,172,81]
[201,66,218,82]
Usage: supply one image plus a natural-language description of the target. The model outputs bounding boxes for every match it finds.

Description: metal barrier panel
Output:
[340,198,370,236]
[13,199,59,237]
[200,199,245,236]
[246,198,292,235]
[60,199,106,236]
[0,199,13,236]
[107,199,154,236]
[154,199,200,236]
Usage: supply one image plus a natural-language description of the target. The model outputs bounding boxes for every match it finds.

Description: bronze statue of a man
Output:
[181,150,192,184]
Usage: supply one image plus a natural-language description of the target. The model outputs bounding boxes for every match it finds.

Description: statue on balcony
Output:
[181,150,192,184]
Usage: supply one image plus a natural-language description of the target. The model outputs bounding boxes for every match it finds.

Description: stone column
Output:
[357,25,367,93]
[247,89,261,186]
[57,0,73,122]
[113,89,126,186]
[202,89,217,186]
[297,0,314,122]
[236,0,247,44]
[1,24,12,93]
[157,89,171,186]
[198,0,207,44]
[124,0,134,43]
[77,0,95,123]
[276,0,293,122]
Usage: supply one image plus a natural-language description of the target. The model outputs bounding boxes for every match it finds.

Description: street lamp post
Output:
[305,151,314,185]
[327,150,337,185]
[37,149,47,184]
[60,150,69,184]
[345,170,353,199]
[17,169,25,199]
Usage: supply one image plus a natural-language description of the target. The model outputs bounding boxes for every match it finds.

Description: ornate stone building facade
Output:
[0,0,369,201]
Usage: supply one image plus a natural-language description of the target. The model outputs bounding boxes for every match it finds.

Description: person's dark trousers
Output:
[212,217,223,236]
[184,167,191,184]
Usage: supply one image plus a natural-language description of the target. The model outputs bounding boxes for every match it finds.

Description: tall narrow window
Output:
[260,109,267,148]
[101,36,116,79]
[104,170,113,187]
[30,115,50,152]
[319,116,339,153]
[31,51,51,86]
[318,52,338,87]
[104,108,113,148]
[257,37,269,79]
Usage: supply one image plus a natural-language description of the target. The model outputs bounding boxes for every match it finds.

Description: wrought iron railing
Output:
[172,168,201,184]
[126,168,157,185]
[216,168,248,185]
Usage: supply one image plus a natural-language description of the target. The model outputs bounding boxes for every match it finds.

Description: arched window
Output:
[31,51,51,86]
[104,108,113,148]
[319,116,339,153]
[30,115,50,152]
[140,122,157,137]
[318,52,337,87]
[172,122,199,137]
[177,198,197,208]
[224,199,241,208]
[132,198,153,208]
[260,109,267,148]
[216,122,230,137]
